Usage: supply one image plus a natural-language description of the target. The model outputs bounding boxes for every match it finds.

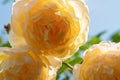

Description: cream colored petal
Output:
[43,55,62,80]
[69,0,89,45]
[78,42,120,80]
[11,0,38,35]
[0,47,49,80]
[10,0,39,46]
[48,66,58,80]
[0,48,10,64]
[8,30,27,47]
[73,64,81,80]
[11,0,27,36]
[45,55,62,68]
[68,0,89,19]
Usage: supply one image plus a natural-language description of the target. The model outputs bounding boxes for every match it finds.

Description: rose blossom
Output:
[73,42,120,80]
[9,0,89,59]
[0,47,61,80]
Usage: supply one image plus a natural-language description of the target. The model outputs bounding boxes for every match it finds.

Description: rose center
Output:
[25,6,71,50]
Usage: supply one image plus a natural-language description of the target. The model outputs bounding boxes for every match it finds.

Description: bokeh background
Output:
[0,0,120,80]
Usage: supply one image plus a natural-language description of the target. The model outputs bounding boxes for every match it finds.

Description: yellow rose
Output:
[9,0,89,59]
[73,42,120,80]
[0,47,62,80]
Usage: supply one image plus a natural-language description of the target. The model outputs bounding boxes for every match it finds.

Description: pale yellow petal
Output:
[10,0,89,59]
[76,42,120,80]
[39,55,62,80]
[9,30,27,47]
[0,48,53,80]
[73,64,81,80]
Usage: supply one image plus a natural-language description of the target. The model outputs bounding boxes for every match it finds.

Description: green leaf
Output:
[87,36,101,45]
[68,57,83,66]
[80,36,101,50]
[64,51,80,62]
[111,32,120,43]
[80,31,106,50]
[58,64,68,74]
[0,42,11,47]
[2,0,10,4]
[80,44,89,50]
[0,38,2,45]
[56,64,68,80]
[96,31,106,37]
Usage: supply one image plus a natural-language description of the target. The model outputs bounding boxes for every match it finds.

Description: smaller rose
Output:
[0,47,62,80]
[73,42,120,80]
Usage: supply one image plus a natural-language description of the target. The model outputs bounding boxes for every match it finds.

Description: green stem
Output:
[62,62,73,70]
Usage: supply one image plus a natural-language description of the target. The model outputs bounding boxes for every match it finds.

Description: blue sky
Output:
[0,0,120,43]
[85,0,120,39]
[0,0,13,42]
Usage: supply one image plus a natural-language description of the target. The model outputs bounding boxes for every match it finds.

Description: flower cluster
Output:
[0,0,89,80]
[73,42,120,80]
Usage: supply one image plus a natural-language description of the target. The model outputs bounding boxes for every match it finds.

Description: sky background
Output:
[0,0,120,43]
